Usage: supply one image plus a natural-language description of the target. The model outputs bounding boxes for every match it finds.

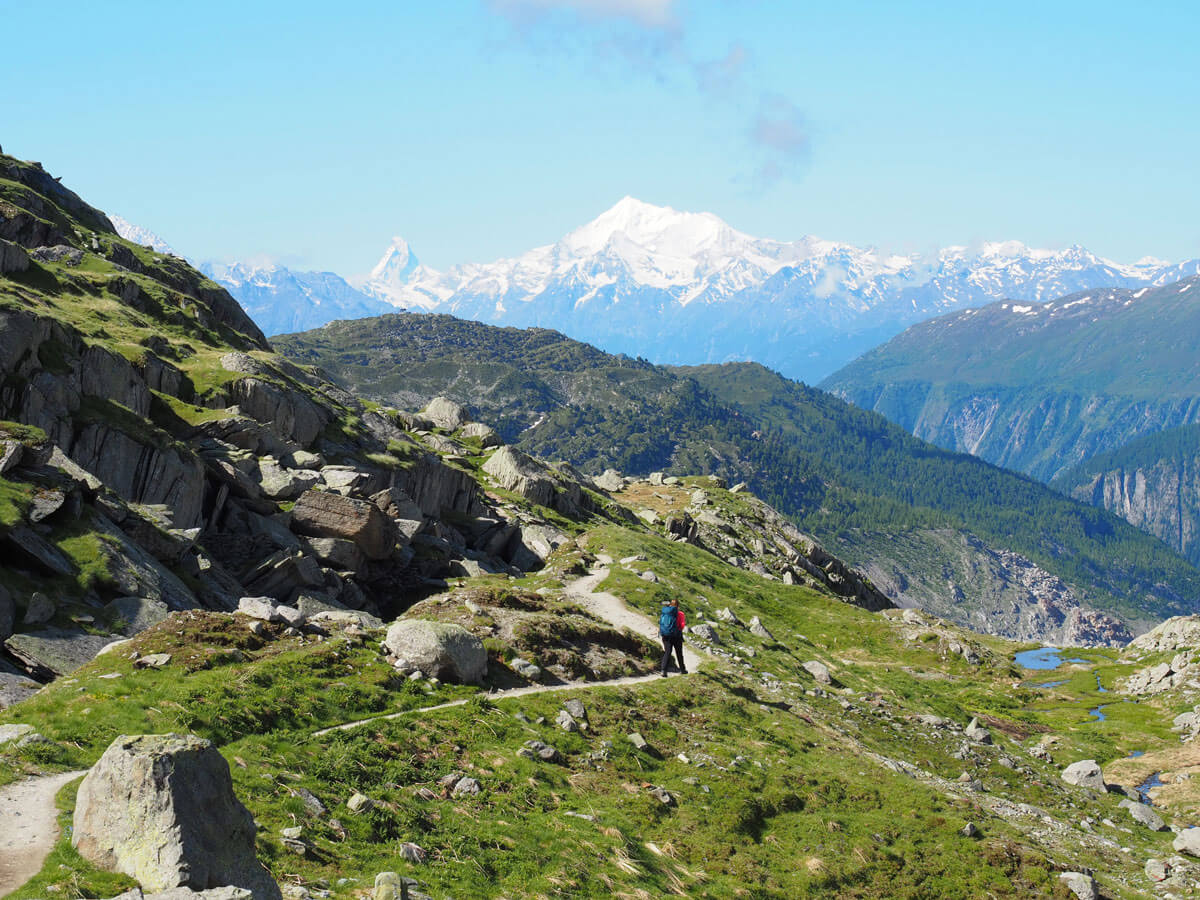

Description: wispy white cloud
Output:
[693,42,747,97]
[750,94,809,183]
[486,1,810,186]
[489,0,678,28]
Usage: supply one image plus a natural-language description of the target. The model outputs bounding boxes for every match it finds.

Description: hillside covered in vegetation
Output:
[275,314,1200,640]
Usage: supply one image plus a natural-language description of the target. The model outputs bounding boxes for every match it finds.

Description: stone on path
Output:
[382,620,487,684]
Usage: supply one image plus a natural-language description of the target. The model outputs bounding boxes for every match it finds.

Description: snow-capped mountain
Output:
[198,262,393,338]
[357,197,1200,382]
[110,215,179,256]
[111,216,394,338]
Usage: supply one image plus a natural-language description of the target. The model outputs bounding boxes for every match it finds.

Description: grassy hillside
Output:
[821,279,1200,485]
[3,504,1188,899]
[276,314,1200,636]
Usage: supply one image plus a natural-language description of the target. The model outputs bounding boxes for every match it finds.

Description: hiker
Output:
[659,597,687,676]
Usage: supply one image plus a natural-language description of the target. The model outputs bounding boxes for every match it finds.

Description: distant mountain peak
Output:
[110,215,179,257]
[366,235,422,291]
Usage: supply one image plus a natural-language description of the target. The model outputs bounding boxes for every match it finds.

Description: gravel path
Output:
[317,566,705,736]
[0,770,87,898]
[564,567,704,672]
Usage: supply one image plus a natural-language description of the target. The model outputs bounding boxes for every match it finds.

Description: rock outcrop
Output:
[1129,615,1200,653]
[483,447,589,518]
[73,734,280,898]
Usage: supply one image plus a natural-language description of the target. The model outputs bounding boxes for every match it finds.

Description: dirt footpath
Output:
[0,770,87,897]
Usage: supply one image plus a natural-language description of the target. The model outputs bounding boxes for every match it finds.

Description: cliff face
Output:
[1061,457,1200,567]
[840,528,1135,647]
[824,282,1200,565]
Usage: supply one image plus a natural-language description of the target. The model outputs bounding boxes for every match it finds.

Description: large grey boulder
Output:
[290,490,397,560]
[73,734,280,898]
[1061,759,1106,792]
[1175,827,1200,856]
[593,469,624,492]
[459,422,500,447]
[802,660,832,684]
[4,627,119,676]
[1118,797,1167,831]
[103,596,170,637]
[382,620,487,684]
[423,397,470,431]
[1058,872,1098,900]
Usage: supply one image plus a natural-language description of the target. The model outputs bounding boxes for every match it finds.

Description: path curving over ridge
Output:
[317,566,706,736]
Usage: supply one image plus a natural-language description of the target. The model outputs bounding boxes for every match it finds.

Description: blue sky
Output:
[5,0,1198,273]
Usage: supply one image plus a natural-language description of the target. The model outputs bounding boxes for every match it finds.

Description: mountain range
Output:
[10,148,1200,900]
[117,199,1200,382]
[823,277,1200,566]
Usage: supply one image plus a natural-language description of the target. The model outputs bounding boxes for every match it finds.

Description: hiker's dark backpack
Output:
[659,605,679,636]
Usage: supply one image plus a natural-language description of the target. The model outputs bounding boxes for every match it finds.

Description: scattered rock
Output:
[628,733,650,752]
[237,596,280,622]
[563,699,587,721]
[594,469,624,492]
[556,709,581,733]
[1058,871,1098,900]
[22,591,55,625]
[347,792,376,813]
[716,607,743,626]
[374,872,417,900]
[640,570,659,583]
[748,616,774,640]
[398,842,427,864]
[459,422,500,447]
[1174,828,1200,857]
[648,785,674,806]
[1061,759,1106,792]
[519,740,562,763]
[964,718,992,745]
[1145,858,1170,882]
[134,653,172,669]
[690,623,721,644]
[1118,797,1167,831]
[423,397,470,431]
[959,822,979,838]
[511,658,541,681]
[292,787,326,817]
[802,660,832,684]
[452,777,481,797]
[72,733,280,898]
[0,723,35,745]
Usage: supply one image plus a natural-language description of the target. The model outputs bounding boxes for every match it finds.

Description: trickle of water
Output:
[1088,705,1107,722]
[1137,771,1164,806]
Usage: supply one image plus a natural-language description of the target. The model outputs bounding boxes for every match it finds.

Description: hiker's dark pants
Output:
[660,632,685,674]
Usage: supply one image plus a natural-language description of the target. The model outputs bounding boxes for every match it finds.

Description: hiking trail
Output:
[317,566,704,736]
[0,769,87,898]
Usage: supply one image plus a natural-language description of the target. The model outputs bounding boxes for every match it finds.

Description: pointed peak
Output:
[370,235,420,284]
